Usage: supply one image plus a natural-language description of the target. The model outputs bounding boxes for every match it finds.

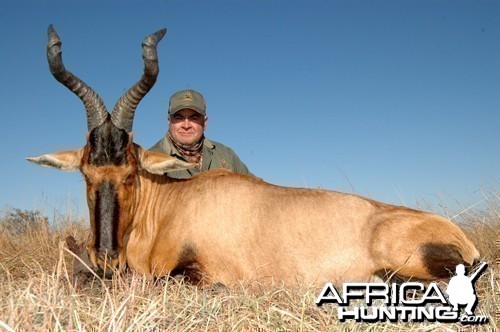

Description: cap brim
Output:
[169,104,204,115]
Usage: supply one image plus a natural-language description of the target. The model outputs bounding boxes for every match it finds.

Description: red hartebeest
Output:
[28,26,479,286]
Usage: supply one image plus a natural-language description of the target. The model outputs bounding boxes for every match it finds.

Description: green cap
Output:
[168,89,206,116]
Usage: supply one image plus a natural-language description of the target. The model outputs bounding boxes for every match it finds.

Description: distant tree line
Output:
[0,207,49,236]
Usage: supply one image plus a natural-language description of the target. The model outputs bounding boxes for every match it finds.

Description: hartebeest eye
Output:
[123,172,136,186]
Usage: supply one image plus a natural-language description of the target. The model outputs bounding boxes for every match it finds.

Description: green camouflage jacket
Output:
[149,136,250,179]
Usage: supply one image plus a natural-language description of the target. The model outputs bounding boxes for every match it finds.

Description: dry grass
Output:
[0,194,498,331]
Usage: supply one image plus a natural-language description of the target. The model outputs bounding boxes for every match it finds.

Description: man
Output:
[150,89,250,178]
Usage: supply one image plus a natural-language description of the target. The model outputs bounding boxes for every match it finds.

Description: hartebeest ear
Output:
[26,149,84,171]
[138,147,196,175]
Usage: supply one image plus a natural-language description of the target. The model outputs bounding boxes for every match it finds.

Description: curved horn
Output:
[111,28,167,132]
[47,25,108,131]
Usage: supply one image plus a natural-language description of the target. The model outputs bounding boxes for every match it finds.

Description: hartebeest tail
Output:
[28,26,480,287]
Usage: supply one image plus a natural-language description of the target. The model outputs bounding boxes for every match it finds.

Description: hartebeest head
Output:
[28,25,193,276]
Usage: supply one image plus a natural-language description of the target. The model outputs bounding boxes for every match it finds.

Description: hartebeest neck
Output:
[129,171,188,230]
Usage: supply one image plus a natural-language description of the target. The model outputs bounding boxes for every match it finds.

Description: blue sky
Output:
[1,1,498,219]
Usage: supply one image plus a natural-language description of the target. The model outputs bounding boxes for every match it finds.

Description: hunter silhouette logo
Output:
[446,262,488,316]
[316,263,489,325]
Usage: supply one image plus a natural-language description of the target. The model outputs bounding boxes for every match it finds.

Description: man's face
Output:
[168,109,207,146]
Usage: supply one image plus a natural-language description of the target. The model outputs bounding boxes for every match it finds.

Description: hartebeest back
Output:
[28,26,479,286]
